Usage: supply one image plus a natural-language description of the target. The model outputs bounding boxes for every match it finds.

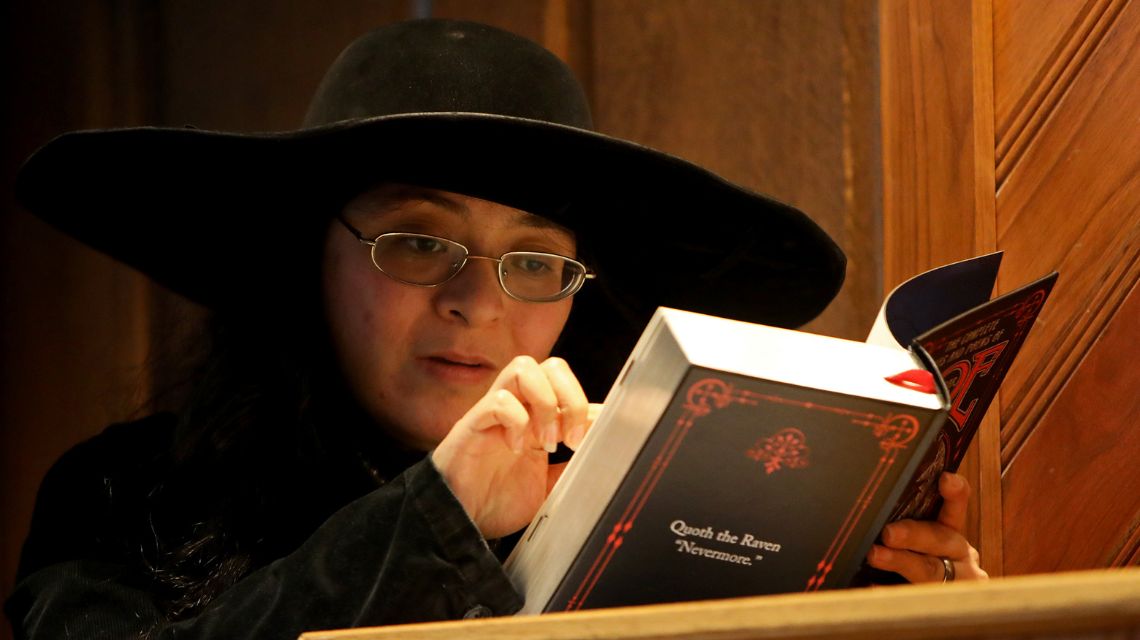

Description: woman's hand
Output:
[431,355,600,539]
[866,472,989,583]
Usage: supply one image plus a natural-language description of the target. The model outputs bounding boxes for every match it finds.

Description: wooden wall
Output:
[881,0,1140,576]
[0,2,880,635]
[993,0,1140,574]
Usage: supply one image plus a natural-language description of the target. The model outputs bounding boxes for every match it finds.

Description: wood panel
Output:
[1002,283,1140,574]
[884,0,1140,579]
[994,0,1140,574]
[0,2,162,631]
[588,0,881,341]
[995,0,1140,469]
[160,0,410,131]
[994,0,1128,188]
[994,0,1096,153]
[879,0,1001,572]
[880,0,997,283]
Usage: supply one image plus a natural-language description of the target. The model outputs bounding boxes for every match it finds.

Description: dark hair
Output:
[132,187,594,620]
[134,225,417,621]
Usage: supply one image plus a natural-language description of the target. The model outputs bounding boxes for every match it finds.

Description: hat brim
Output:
[16,113,845,397]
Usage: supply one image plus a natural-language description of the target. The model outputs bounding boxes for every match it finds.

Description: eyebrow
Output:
[350,184,574,237]
[515,211,573,235]
[352,185,471,217]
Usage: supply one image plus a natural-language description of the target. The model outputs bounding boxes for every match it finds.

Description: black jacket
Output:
[5,414,523,638]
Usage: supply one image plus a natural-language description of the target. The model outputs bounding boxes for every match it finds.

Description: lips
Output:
[429,357,480,367]
[426,351,495,368]
[418,351,498,384]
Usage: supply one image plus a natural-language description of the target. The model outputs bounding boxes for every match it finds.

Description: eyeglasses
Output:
[338,217,595,303]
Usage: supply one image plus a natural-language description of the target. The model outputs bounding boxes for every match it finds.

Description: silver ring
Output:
[941,557,956,583]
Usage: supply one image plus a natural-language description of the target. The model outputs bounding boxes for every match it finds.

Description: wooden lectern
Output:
[301,568,1140,640]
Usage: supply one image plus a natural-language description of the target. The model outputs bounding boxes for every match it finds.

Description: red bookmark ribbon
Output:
[885,369,937,394]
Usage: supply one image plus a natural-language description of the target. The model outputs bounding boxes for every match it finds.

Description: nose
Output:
[432,257,506,325]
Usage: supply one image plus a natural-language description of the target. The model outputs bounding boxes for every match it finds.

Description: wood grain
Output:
[160,0,410,131]
[1109,511,1140,567]
[994,0,1128,187]
[990,0,1138,566]
[841,0,885,341]
[301,568,1140,640]
[1002,282,1140,574]
[995,0,1140,469]
[880,0,998,280]
[994,0,1089,143]
[589,0,880,340]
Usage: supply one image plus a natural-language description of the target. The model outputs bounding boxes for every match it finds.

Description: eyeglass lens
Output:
[372,234,465,286]
[371,233,585,301]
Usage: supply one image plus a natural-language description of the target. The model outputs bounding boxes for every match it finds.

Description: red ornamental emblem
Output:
[746,427,810,474]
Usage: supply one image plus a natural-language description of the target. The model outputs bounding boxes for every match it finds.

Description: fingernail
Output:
[872,545,891,563]
[566,424,585,451]
[543,421,559,452]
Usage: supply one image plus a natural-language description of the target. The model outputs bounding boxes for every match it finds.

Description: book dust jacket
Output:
[546,367,944,611]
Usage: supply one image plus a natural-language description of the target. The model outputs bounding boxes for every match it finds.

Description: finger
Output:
[501,356,561,452]
[565,403,605,451]
[881,519,971,560]
[540,357,589,449]
[587,403,604,424]
[866,545,952,584]
[937,472,970,533]
[867,544,989,583]
[466,388,531,452]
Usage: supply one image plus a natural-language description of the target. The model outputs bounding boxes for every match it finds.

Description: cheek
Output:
[323,242,410,393]
[513,301,573,357]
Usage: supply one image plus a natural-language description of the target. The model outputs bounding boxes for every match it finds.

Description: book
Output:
[504,252,1057,613]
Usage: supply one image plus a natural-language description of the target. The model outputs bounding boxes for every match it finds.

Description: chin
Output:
[369,385,487,450]
[408,406,472,450]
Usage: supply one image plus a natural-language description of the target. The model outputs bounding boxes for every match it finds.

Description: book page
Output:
[866,252,1004,348]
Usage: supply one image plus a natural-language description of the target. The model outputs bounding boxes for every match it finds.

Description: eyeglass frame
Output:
[337,216,596,303]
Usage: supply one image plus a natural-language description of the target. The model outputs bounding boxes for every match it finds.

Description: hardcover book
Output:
[505,253,1057,613]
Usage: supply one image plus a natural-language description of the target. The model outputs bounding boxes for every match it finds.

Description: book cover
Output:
[549,368,944,610]
[505,254,1056,613]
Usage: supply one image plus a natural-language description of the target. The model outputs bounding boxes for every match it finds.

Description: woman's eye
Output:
[403,236,447,254]
[522,259,549,272]
[516,256,557,275]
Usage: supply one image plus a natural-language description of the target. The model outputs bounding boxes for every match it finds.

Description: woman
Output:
[6,18,985,638]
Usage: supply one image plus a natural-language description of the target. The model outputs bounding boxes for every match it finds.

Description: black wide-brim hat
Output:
[16,19,845,399]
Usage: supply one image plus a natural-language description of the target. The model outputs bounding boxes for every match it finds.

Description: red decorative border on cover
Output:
[564,377,920,610]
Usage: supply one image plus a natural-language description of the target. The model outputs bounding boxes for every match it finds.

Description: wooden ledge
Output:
[301,568,1140,640]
